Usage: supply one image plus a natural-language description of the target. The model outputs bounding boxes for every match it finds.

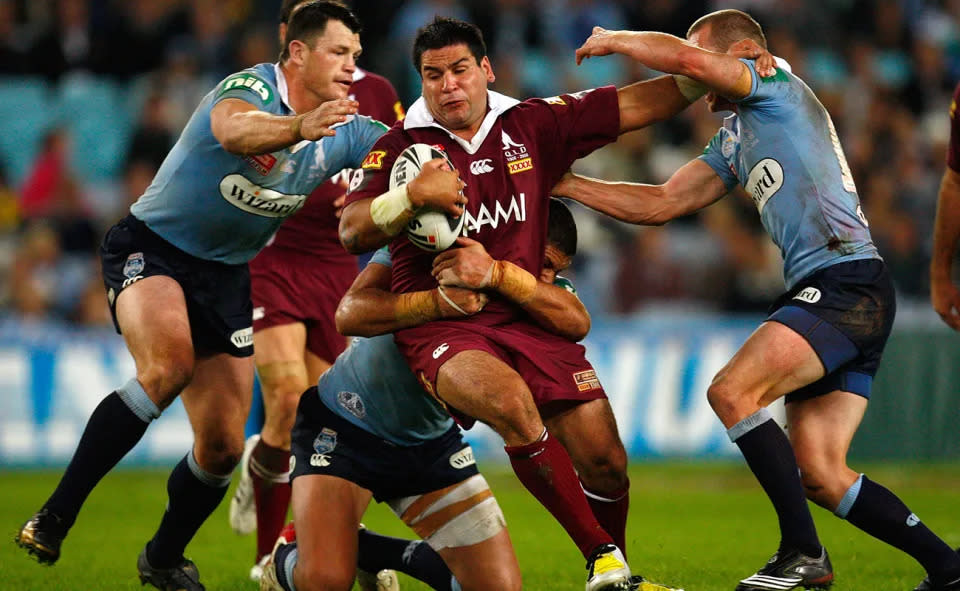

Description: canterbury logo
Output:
[432,343,450,359]
[469,159,493,175]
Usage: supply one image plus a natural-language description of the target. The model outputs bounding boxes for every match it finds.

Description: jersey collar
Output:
[404,90,521,155]
[274,63,294,113]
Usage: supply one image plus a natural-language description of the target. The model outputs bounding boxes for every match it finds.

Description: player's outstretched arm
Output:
[931,166,960,330]
[210,97,358,155]
[579,28,773,132]
[335,261,487,337]
[432,238,591,341]
[339,159,466,254]
[552,159,728,226]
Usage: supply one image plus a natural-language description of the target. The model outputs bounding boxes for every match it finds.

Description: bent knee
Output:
[138,357,194,405]
[195,434,245,474]
[577,449,628,492]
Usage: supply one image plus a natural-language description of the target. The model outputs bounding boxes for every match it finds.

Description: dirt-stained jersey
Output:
[264,68,404,259]
[698,59,879,290]
[344,87,619,325]
[130,63,387,264]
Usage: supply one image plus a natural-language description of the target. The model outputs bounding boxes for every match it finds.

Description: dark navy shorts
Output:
[100,214,253,358]
[767,258,896,402]
[290,387,479,502]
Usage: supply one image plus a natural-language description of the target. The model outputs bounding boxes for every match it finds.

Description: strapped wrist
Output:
[290,114,304,141]
[489,260,537,304]
[370,185,416,236]
[395,290,440,325]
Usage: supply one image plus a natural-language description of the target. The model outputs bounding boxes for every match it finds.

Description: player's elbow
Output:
[568,315,591,342]
[338,216,366,254]
[675,46,710,80]
[334,297,370,337]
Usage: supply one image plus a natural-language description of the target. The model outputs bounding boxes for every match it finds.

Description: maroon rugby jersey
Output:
[262,68,404,258]
[345,86,620,324]
[948,82,960,173]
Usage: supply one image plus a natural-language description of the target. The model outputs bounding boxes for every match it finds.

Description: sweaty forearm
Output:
[520,284,591,342]
[336,289,440,337]
[339,200,403,254]
[556,174,671,225]
[218,110,304,156]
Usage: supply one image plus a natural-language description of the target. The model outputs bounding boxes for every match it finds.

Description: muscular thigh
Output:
[291,474,370,577]
[715,321,826,406]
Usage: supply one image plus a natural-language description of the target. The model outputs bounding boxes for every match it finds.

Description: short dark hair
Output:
[547,198,577,257]
[687,9,766,51]
[412,17,487,73]
[280,1,360,62]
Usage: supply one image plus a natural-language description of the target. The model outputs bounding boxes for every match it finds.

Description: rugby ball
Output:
[390,143,465,252]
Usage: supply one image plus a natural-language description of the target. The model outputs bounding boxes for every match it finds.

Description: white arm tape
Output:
[672,74,708,102]
[370,184,414,236]
[437,285,470,316]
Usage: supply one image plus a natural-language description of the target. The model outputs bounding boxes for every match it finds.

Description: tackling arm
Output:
[431,238,591,341]
[335,261,488,337]
[210,97,358,156]
[930,166,960,330]
[552,159,729,225]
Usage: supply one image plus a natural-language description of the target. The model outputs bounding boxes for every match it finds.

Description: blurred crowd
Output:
[1,0,958,324]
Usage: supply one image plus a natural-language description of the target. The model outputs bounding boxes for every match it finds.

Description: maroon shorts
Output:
[394,320,606,426]
[250,247,358,363]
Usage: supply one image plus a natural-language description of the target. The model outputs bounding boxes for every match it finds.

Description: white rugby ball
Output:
[389,143,465,252]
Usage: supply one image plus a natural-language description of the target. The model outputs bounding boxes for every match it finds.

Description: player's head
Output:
[542,198,577,284]
[281,1,361,101]
[686,9,766,53]
[413,17,495,133]
[687,9,765,113]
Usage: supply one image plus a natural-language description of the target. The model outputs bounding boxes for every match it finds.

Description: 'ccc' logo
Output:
[469,159,494,175]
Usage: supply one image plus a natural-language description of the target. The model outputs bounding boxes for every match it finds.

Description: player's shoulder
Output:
[215,63,280,108]
[520,86,615,110]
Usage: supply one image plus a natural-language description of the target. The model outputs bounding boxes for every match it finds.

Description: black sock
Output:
[146,454,229,568]
[44,392,152,528]
[730,412,821,557]
[358,528,454,591]
[845,475,960,580]
[274,542,297,591]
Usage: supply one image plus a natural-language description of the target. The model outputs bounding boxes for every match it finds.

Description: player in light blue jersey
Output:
[260,200,591,591]
[561,9,960,591]
[16,4,387,591]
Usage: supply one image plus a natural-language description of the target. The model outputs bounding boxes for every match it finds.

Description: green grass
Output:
[3,461,960,590]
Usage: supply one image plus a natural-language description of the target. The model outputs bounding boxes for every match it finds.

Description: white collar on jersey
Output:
[352,67,367,82]
[404,90,521,155]
[274,63,294,113]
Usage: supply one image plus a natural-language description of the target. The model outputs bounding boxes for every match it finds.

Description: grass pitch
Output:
[3,461,959,590]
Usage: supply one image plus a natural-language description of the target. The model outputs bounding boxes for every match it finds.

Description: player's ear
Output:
[480,56,495,83]
[288,39,309,65]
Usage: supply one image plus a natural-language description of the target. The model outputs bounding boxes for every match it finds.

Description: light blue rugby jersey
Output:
[131,63,387,264]
[317,248,453,445]
[698,59,880,289]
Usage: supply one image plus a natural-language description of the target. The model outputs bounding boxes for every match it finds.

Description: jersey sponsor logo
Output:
[336,391,366,419]
[362,150,386,169]
[502,131,533,174]
[507,158,533,174]
[573,369,601,392]
[449,446,476,469]
[745,158,784,214]
[218,74,274,104]
[393,101,406,121]
[252,306,265,321]
[310,428,337,467]
[121,275,143,289]
[219,174,307,218]
[721,135,736,159]
[469,159,494,175]
[230,327,253,348]
[348,168,365,192]
[244,153,276,175]
[418,371,436,398]
[462,193,526,234]
[543,96,566,105]
[123,252,144,278]
[793,287,822,304]
[432,343,450,359]
[906,513,920,526]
